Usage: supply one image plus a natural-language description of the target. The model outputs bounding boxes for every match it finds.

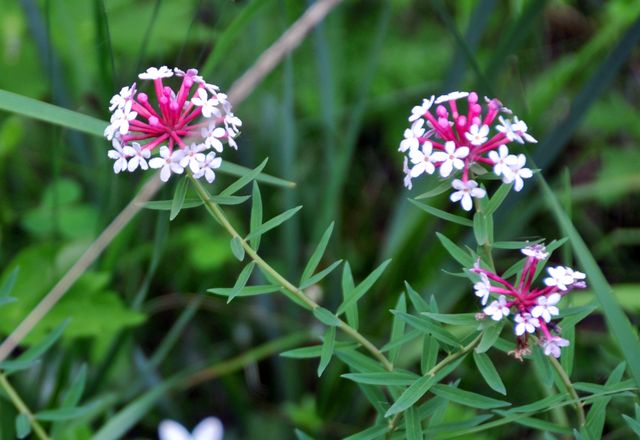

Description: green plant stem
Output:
[549,356,586,427]
[387,332,484,434]
[190,176,394,372]
[0,372,50,440]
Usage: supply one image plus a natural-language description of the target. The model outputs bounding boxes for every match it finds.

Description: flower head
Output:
[104,66,240,183]
[469,243,587,359]
[449,179,486,211]
[158,417,223,440]
[399,91,537,211]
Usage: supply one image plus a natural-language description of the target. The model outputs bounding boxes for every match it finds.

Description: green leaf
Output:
[410,199,473,227]
[381,329,422,354]
[207,285,279,298]
[405,406,423,440]
[207,195,252,206]
[294,429,315,440]
[335,348,386,373]
[493,239,543,250]
[169,178,189,221]
[436,232,474,267]
[389,293,407,364]
[584,362,626,438]
[218,160,294,188]
[473,351,506,395]
[475,322,503,353]
[0,321,68,372]
[405,282,430,313]
[342,370,420,386]
[385,356,467,417]
[341,263,358,329]
[337,259,392,315]
[15,414,31,439]
[227,262,255,303]
[245,206,302,242]
[622,414,640,436]
[299,260,343,290]
[422,312,479,326]
[415,181,451,200]
[430,384,510,409]
[485,183,513,214]
[506,394,567,414]
[35,403,96,421]
[473,212,492,246]
[141,199,204,211]
[317,326,336,377]
[0,267,19,297]
[230,236,245,261]
[220,159,269,196]
[421,336,439,375]
[300,222,335,285]
[313,307,341,327]
[394,312,461,348]
[538,172,640,386]
[344,424,389,440]
[249,182,263,250]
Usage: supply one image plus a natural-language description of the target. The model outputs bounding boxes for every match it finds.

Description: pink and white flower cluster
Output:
[399,91,536,211]
[105,66,241,182]
[470,243,586,359]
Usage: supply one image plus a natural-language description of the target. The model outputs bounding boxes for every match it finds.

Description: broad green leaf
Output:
[341,263,358,329]
[393,312,461,348]
[337,259,392,315]
[245,206,302,241]
[430,384,510,409]
[342,370,420,386]
[141,199,204,210]
[473,351,506,395]
[220,159,269,197]
[169,178,189,221]
[227,262,255,303]
[15,414,30,439]
[317,326,336,377]
[436,232,474,267]
[249,182,263,250]
[410,199,473,227]
[313,307,341,327]
[299,260,343,290]
[405,406,423,440]
[230,236,245,261]
[389,293,407,364]
[300,222,335,285]
[208,285,280,298]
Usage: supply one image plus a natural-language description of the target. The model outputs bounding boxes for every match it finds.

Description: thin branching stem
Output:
[0,372,50,440]
[190,176,394,372]
[549,356,586,427]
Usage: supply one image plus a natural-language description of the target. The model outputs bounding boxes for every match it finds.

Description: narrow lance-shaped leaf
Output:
[473,351,506,395]
[337,259,392,315]
[169,177,189,221]
[436,232,475,267]
[0,267,19,297]
[317,326,336,377]
[388,293,407,365]
[227,262,255,303]
[393,311,461,348]
[220,158,268,196]
[208,285,280,298]
[230,236,245,262]
[430,384,511,409]
[342,370,420,386]
[341,263,358,329]
[0,321,69,372]
[313,307,341,327]
[15,415,30,439]
[245,206,302,242]
[300,222,335,285]
[249,181,263,250]
[405,406,423,440]
[410,199,473,227]
[299,260,343,290]
[421,336,439,375]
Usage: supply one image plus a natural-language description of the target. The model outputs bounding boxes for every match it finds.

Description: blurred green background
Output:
[0,0,639,438]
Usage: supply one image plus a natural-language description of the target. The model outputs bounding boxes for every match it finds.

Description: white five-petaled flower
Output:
[483,295,510,321]
[521,244,549,260]
[195,152,223,184]
[105,100,138,140]
[544,266,574,291]
[541,336,570,358]
[531,293,561,323]
[431,141,468,177]
[149,146,185,182]
[122,142,150,172]
[158,417,223,440]
[201,124,227,152]
[564,267,586,283]
[488,144,511,178]
[465,124,489,146]
[180,144,206,173]
[402,157,413,190]
[109,85,135,111]
[514,313,540,336]
[496,116,524,143]
[512,117,537,143]
[139,65,174,80]
[409,141,436,177]
[191,89,221,119]
[107,140,128,173]
[450,179,486,211]
[409,96,435,122]
[435,91,469,104]
[399,119,425,152]
[473,273,491,305]
[504,154,532,191]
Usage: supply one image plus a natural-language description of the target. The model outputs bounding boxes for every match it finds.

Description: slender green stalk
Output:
[0,372,50,440]
[549,356,586,427]
[190,176,394,372]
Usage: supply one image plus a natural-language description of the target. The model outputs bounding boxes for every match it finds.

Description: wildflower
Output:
[449,179,486,211]
[398,91,537,211]
[195,152,223,184]
[158,417,223,440]
[408,141,436,177]
[104,66,240,183]
[469,243,587,359]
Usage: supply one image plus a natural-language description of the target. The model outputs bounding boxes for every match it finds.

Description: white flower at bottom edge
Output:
[514,313,540,336]
[194,152,222,183]
[158,417,223,440]
[541,336,570,359]
[449,179,486,211]
[483,295,509,321]
[149,146,185,182]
